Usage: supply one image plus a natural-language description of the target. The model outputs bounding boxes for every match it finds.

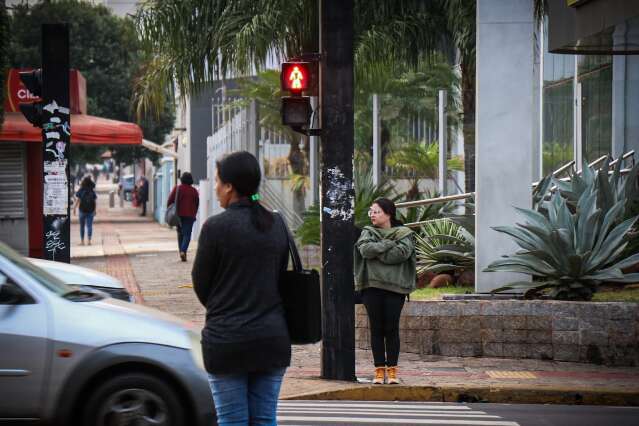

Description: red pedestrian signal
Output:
[281,62,310,94]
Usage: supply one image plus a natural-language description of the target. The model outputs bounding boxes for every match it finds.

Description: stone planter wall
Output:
[355,300,639,366]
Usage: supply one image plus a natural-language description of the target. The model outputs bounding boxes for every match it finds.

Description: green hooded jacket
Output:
[354,225,416,295]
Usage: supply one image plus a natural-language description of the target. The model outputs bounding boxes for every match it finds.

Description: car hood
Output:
[53,296,197,350]
[28,257,124,289]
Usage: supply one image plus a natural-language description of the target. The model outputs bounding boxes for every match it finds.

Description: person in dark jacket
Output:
[72,176,97,246]
[192,151,290,426]
[138,176,149,216]
[167,172,199,261]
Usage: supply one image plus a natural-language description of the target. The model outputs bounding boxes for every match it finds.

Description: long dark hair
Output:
[374,198,403,227]
[216,151,274,232]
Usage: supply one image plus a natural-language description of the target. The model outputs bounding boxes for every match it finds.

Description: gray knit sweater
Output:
[192,200,291,374]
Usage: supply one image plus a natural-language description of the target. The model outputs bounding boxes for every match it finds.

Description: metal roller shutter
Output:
[0,144,26,219]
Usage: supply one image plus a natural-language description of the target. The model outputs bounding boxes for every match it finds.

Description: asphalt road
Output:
[276,400,639,426]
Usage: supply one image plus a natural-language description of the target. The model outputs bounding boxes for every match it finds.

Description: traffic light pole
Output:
[42,24,71,263]
[319,0,356,381]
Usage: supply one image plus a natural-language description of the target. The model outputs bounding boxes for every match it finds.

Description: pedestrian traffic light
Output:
[18,69,44,128]
[281,62,311,94]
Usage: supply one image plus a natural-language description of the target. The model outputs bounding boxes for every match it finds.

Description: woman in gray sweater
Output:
[192,151,290,426]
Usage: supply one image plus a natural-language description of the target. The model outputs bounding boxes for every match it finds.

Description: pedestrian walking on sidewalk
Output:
[354,198,416,385]
[167,172,199,262]
[73,176,97,246]
[192,151,290,426]
[138,176,149,216]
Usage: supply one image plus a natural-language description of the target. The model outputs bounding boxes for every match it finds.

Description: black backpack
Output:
[79,190,96,213]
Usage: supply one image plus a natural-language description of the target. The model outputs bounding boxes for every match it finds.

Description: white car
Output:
[28,257,134,302]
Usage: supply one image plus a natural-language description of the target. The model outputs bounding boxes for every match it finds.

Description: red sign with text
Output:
[4,68,87,114]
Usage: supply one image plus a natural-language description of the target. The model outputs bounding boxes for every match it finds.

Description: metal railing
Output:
[398,150,636,229]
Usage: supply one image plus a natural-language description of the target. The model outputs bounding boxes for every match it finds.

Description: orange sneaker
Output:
[386,366,399,384]
[373,367,385,385]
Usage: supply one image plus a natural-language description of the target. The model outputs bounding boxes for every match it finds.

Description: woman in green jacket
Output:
[354,198,416,385]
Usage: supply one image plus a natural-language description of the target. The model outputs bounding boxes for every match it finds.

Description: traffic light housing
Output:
[18,69,44,128]
[281,61,318,130]
[281,96,312,127]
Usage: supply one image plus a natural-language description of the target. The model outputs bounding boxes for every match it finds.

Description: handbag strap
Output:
[274,211,303,273]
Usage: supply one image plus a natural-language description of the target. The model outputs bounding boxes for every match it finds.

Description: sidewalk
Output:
[71,180,639,406]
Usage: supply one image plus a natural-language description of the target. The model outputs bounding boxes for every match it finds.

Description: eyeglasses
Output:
[368,209,383,217]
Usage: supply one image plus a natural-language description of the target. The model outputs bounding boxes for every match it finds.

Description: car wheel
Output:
[82,373,186,426]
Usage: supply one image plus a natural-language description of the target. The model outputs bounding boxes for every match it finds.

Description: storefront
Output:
[0,69,142,257]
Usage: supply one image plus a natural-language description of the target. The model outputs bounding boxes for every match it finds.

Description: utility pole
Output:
[42,24,71,262]
[319,0,356,381]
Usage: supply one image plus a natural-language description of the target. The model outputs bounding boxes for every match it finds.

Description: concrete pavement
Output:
[71,179,639,406]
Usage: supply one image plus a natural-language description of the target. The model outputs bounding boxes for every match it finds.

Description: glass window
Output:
[542,24,575,176]
[578,55,613,162]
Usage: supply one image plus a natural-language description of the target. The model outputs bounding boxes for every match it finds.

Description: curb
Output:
[282,384,639,406]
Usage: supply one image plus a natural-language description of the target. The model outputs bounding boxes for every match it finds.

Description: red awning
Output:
[0,112,142,145]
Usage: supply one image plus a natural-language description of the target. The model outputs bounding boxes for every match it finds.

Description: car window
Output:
[0,243,72,296]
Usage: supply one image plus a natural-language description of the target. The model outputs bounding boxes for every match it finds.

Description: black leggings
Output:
[362,287,406,367]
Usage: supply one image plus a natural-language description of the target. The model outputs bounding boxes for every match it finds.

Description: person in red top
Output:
[167,172,200,261]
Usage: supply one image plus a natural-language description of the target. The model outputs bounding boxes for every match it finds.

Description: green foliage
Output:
[8,0,174,165]
[410,285,471,300]
[386,142,463,199]
[295,203,320,246]
[396,189,448,226]
[415,218,474,278]
[487,187,639,301]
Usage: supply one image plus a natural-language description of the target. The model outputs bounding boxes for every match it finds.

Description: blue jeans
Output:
[207,368,286,426]
[79,211,95,241]
[177,216,195,253]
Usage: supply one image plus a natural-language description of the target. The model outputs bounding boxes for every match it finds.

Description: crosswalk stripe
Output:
[277,416,520,425]
[278,410,501,418]
[279,408,491,416]
[278,402,472,410]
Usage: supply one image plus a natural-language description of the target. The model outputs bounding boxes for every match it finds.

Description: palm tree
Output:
[135,1,445,114]
[386,142,463,200]
[134,0,477,187]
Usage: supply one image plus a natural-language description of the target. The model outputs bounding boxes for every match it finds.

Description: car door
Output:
[0,270,49,419]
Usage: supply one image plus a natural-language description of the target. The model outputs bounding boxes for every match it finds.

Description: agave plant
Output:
[487,185,639,300]
[415,218,475,278]
[548,157,639,259]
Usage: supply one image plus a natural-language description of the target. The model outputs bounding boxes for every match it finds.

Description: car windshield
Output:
[0,242,73,296]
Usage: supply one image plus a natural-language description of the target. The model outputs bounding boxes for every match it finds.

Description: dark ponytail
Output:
[216,151,274,232]
[374,198,403,227]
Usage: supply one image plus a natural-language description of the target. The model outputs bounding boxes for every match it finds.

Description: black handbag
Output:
[276,214,322,345]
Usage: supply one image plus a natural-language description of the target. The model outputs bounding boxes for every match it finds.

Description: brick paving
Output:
[71,178,639,402]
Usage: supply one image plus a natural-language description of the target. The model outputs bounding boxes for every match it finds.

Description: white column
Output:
[372,94,382,186]
[475,0,535,293]
[438,90,448,196]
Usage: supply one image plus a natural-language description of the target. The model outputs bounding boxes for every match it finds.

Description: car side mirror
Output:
[0,282,32,305]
